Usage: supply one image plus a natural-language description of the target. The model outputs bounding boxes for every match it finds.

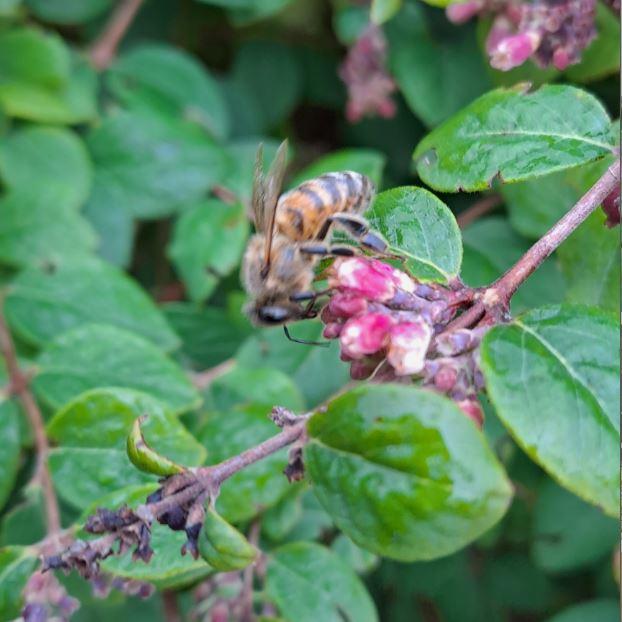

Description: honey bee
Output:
[241,140,388,335]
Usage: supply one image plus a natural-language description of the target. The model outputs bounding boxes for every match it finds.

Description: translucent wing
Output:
[251,143,266,231]
[260,139,289,273]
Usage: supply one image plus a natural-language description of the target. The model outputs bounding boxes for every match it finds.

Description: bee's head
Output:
[247,301,305,326]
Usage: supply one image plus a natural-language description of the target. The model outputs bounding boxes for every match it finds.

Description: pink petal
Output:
[340,312,394,359]
[387,320,433,375]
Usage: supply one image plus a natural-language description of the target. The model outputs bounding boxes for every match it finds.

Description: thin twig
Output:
[191,359,235,391]
[239,519,261,622]
[89,0,145,70]
[457,194,502,229]
[445,159,620,331]
[162,590,182,622]
[0,305,61,535]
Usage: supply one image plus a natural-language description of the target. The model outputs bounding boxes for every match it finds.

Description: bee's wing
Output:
[251,143,266,231]
[261,139,289,271]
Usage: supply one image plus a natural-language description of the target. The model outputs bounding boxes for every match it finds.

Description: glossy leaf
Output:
[558,211,619,312]
[107,44,230,139]
[199,507,257,570]
[480,305,619,516]
[331,534,378,574]
[168,199,249,302]
[387,4,490,127]
[367,186,462,281]
[127,416,184,476]
[34,325,200,414]
[198,404,290,523]
[85,111,228,219]
[290,149,385,189]
[306,384,512,561]
[531,479,618,573]
[25,0,112,24]
[545,600,620,622]
[461,217,565,313]
[266,542,378,622]
[0,547,38,622]
[413,85,615,192]
[0,125,91,210]
[4,258,180,350]
[0,401,20,512]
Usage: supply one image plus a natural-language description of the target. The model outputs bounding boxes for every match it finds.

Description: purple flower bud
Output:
[446,0,484,23]
[602,186,620,228]
[386,319,433,376]
[456,399,484,427]
[434,365,458,392]
[340,313,394,359]
[323,322,343,339]
[489,31,541,70]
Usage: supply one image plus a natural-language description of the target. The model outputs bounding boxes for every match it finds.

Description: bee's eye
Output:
[257,306,291,324]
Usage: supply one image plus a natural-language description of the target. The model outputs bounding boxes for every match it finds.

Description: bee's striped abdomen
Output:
[275,171,374,240]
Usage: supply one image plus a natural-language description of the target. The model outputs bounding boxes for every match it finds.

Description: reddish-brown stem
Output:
[191,358,235,391]
[456,193,502,229]
[446,159,620,331]
[0,307,61,535]
[162,590,182,622]
[89,0,145,70]
[239,519,261,622]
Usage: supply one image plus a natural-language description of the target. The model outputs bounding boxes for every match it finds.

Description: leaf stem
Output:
[89,0,145,70]
[0,304,61,536]
[456,193,502,229]
[447,159,620,331]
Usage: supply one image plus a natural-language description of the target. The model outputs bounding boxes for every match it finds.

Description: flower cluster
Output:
[320,257,486,425]
[447,0,597,71]
[339,24,397,123]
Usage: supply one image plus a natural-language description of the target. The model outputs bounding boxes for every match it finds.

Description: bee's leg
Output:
[299,244,356,257]
[283,325,329,347]
[325,214,388,254]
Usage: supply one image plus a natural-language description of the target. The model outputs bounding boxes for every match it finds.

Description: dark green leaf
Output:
[262,487,304,542]
[85,111,228,219]
[461,217,565,313]
[0,125,91,210]
[414,85,615,192]
[306,384,512,561]
[531,479,618,573]
[25,0,112,24]
[331,534,379,574]
[197,404,290,523]
[0,401,20,512]
[367,186,462,281]
[558,211,619,312]
[0,486,46,546]
[387,4,490,127]
[34,325,200,414]
[5,258,180,350]
[0,547,38,622]
[480,305,619,516]
[168,199,249,302]
[290,149,385,189]
[545,600,620,622]
[107,44,230,140]
[266,542,378,622]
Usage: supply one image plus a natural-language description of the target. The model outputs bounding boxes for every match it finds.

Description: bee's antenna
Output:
[283,325,329,347]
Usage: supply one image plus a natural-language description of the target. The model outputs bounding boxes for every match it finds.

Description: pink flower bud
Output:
[323,322,343,339]
[434,365,458,392]
[330,257,397,302]
[456,399,484,428]
[340,313,394,359]
[446,0,483,24]
[489,31,541,71]
[602,186,620,228]
[327,293,368,318]
[552,47,571,70]
[386,319,433,376]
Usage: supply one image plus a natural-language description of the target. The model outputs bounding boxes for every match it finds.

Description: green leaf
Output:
[461,217,565,313]
[0,189,97,269]
[331,534,378,574]
[236,323,350,407]
[168,199,249,302]
[25,0,112,24]
[164,302,252,369]
[387,4,490,127]
[0,486,46,547]
[127,416,184,476]
[107,44,230,140]
[413,85,615,192]
[565,4,620,83]
[34,325,200,414]
[262,487,304,542]
[0,401,20,512]
[558,211,619,312]
[531,479,618,573]
[199,507,257,570]
[545,600,620,622]
[0,29,97,124]
[370,0,402,24]
[207,364,305,412]
[0,547,38,622]
[306,384,512,561]
[480,305,619,516]
[85,111,228,219]
[266,542,378,622]
[367,186,462,281]
[290,149,386,189]
[197,404,290,523]
[47,388,205,507]
[0,125,91,210]
[4,258,180,351]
